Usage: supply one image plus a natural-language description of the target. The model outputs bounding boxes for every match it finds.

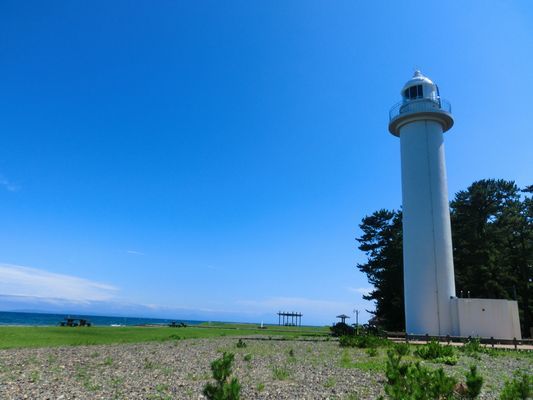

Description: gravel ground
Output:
[0,337,530,399]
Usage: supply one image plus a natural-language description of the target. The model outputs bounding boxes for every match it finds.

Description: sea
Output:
[0,311,204,327]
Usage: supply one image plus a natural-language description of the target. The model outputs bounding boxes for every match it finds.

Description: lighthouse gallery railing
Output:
[389,98,452,122]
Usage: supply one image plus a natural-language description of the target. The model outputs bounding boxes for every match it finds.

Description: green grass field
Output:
[0,323,330,349]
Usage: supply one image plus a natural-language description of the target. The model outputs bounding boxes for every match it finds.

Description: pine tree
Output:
[356,179,532,335]
[451,180,532,335]
[356,209,404,331]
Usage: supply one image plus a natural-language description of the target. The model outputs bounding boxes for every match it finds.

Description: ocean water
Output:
[0,311,204,327]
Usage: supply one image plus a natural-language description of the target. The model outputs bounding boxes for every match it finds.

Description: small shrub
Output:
[393,343,410,356]
[256,383,265,392]
[461,338,486,359]
[288,348,295,358]
[414,340,454,360]
[465,365,483,399]
[324,377,336,388]
[143,358,155,370]
[236,339,247,348]
[383,350,456,399]
[339,335,356,348]
[168,334,181,340]
[339,334,389,349]
[110,377,124,387]
[381,350,484,400]
[155,383,169,393]
[366,347,378,357]
[272,366,291,380]
[330,322,355,337]
[499,371,532,400]
[243,354,252,362]
[103,357,113,366]
[203,352,241,400]
[30,371,40,383]
[462,338,482,353]
[434,355,459,365]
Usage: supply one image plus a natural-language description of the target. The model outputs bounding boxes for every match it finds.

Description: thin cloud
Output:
[126,250,145,256]
[0,176,19,192]
[0,263,118,303]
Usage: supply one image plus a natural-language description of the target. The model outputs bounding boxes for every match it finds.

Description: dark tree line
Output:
[356,179,532,336]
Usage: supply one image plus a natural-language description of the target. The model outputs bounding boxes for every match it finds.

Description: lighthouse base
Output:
[450,298,521,340]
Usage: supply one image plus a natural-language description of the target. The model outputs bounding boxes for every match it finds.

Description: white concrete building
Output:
[451,298,521,339]
[388,71,521,339]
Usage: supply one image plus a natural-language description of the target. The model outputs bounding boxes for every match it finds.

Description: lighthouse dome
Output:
[389,70,453,136]
[401,70,439,102]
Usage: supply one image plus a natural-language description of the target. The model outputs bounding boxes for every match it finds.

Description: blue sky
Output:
[0,1,531,325]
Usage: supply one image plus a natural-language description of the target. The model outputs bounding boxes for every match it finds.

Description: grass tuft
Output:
[272,365,291,380]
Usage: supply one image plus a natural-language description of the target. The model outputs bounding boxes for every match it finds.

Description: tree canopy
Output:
[356,179,532,336]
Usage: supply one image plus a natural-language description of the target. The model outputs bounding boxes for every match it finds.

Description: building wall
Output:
[451,298,521,339]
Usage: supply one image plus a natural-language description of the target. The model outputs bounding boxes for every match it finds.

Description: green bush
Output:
[465,365,483,399]
[366,347,378,357]
[330,322,355,337]
[339,335,354,347]
[393,343,410,356]
[382,350,456,399]
[499,371,532,400]
[339,334,389,349]
[380,350,484,400]
[414,340,454,360]
[203,352,241,400]
[462,338,482,353]
[434,355,459,365]
[460,338,489,358]
[236,339,247,348]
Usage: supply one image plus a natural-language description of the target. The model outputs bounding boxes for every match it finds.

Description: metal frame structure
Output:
[277,311,302,326]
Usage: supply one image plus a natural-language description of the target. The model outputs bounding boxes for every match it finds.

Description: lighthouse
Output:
[386,71,521,339]
[389,70,456,336]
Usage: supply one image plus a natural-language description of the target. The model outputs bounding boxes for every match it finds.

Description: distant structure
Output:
[277,311,302,326]
[58,317,91,327]
[336,314,350,324]
[388,71,521,339]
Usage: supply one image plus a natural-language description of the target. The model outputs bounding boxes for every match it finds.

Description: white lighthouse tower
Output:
[386,71,522,339]
[389,70,456,336]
